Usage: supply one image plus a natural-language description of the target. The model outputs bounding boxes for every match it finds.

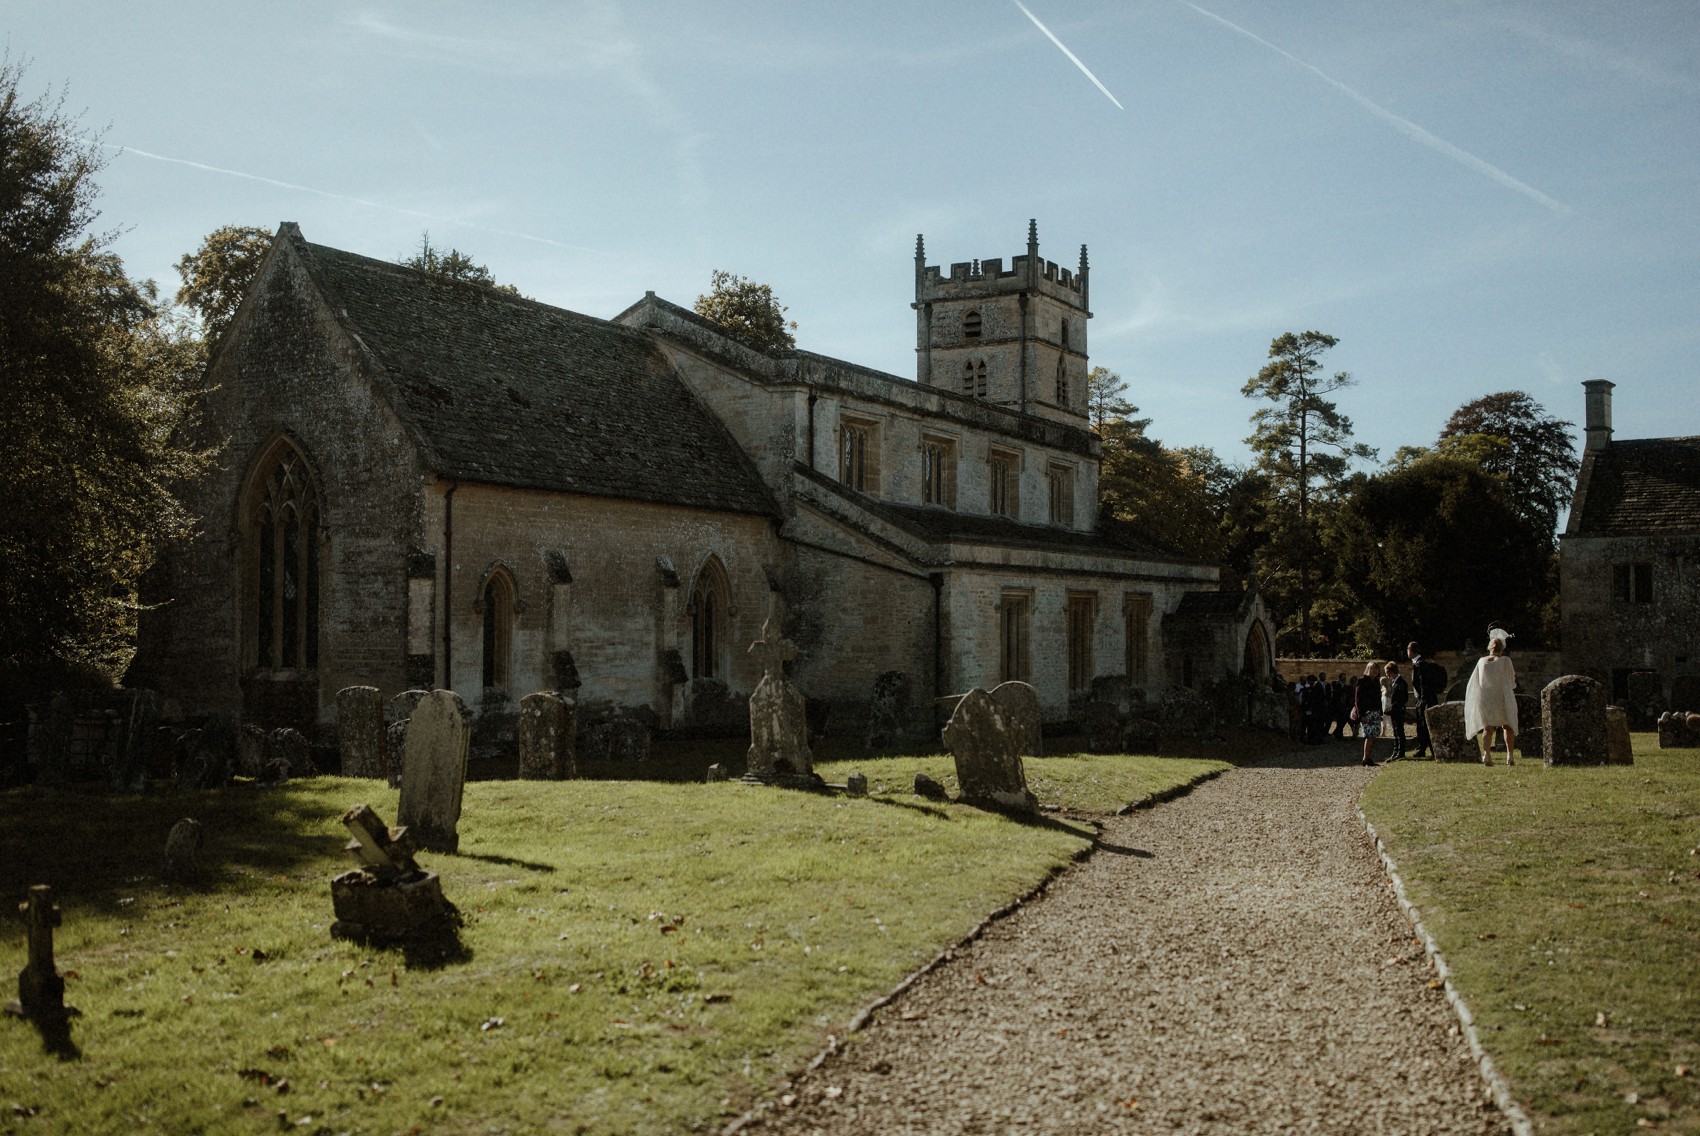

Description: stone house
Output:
[132,221,1270,738]
[1559,380,1700,709]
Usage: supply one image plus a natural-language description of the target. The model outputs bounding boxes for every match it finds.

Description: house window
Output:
[480,567,515,692]
[963,309,982,339]
[839,419,878,493]
[999,591,1032,683]
[246,440,321,670]
[1123,593,1152,685]
[989,449,1019,518]
[690,557,730,679]
[1067,592,1096,693]
[1612,563,1653,603]
[1047,463,1075,527]
[921,437,956,507]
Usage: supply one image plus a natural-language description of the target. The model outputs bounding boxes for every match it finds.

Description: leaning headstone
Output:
[1425,702,1474,762]
[1605,706,1635,765]
[4,885,76,1024]
[397,690,472,853]
[330,804,460,944]
[913,771,948,801]
[162,817,203,883]
[864,671,913,749]
[941,688,1037,814]
[988,681,1043,757]
[1082,700,1123,755]
[518,691,577,780]
[336,686,386,778]
[1543,675,1609,767]
[744,617,816,784]
[1670,675,1700,714]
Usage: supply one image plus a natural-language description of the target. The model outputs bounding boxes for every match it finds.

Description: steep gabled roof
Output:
[1569,436,1700,537]
[283,226,775,517]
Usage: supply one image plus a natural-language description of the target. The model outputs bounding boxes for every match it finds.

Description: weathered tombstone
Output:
[1625,671,1666,731]
[1605,706,1635,765]
[846,771,868,797]
[941,688,1037,814]
[235,724,271,779]
[988,681,1043,757]
[864,671,913,749]
[1088,675,1138,718]
[705,763,729,783]
[269,727,315,780]
[330,804,460,943]
[4,886,76,1023]
[744,618,816,784]
[336,686,386,778]
[177,724,235,789]
[1425,702,1474,762]
[397,690,472,853]
[606,714,651,763]
[1543,675,1609,767]
[1160,686,1216,744]
[518,691,576,780]
[1670,675,1700,714]
[385,722,409,788]
[162,817,203,883]
[913,771,948,801]
[681,678,744,735]
[1658,711,1700,749]
[1082,701,1123,755]
[1124,717,1161,753]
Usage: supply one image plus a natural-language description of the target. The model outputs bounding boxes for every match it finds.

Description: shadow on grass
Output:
[7,1011,82,1061]
[454,851,557,873]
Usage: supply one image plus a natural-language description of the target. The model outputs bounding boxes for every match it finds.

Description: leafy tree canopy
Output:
[174,224,273,342]
[1437,390,1577,544]
[0,64,215,691]
[693,269,796,352]
[401,232,520,295]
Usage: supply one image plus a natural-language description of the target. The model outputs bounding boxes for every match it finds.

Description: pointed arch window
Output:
[690,557,731,680]
[480,567,516,693]
[963,309,982,339]
[245,440,321,671]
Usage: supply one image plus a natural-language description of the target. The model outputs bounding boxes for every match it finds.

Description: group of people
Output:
[1290,639,1514,766]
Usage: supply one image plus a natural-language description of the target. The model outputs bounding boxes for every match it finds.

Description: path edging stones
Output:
[1358,806,1534,1136]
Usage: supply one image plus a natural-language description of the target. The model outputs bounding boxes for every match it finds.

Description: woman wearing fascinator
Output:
[1464,626,1518,764]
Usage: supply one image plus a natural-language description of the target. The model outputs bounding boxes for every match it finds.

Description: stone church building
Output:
[133,221,1270,739]
[1559,379,1700,709]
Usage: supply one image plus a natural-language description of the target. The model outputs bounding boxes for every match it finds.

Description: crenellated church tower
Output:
[912,219,1090,425]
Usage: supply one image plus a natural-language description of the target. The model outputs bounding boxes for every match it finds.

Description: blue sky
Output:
[9,1,1698,468]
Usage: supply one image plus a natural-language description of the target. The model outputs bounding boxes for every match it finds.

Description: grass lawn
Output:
[1362,736,1700,1135]
[0,749,1224,1135]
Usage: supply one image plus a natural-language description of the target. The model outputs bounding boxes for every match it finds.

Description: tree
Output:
[693,269,796,352]
[0,65,215,692]
[1437,391,1577,545]
[1241,331,1375,653]
[1097,419,1225,560]
[1087,365,1138,434]
[400,232,520,294]
[174,224,273,342]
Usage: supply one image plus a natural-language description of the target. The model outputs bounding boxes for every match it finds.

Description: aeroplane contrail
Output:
[1179,2,1571,216]
[106,143,598,251]
[1012,0,1124,110]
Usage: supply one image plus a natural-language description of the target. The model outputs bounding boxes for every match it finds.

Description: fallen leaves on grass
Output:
[480,1017,504,1032]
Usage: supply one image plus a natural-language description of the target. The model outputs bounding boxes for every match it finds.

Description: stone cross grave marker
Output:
[397,690,472,853]
[336,686,386,778]
[745,617,814,782]
[330,804,459,943]
[942,687,1037,814]
[5,885,77,1023]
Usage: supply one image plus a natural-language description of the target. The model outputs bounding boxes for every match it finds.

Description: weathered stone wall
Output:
[1560,533,1700,703]
[133,240,430,729]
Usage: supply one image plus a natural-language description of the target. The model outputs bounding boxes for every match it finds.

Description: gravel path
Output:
[736,746,1511,1136]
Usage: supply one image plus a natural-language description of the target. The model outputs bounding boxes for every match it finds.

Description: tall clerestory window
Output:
[246,440,321,671]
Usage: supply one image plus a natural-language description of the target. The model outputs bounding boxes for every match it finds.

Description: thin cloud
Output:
[1011,1,1124,110]
[1180,2,1573,216]
[104,143,598,253]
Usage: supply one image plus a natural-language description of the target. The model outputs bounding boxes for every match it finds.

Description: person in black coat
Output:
[1353,662,1383,767]
[1383,661,1410,759]
[1406,641,1442,758]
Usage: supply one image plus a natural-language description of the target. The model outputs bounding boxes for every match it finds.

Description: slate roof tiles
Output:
[1572,436,1700,536]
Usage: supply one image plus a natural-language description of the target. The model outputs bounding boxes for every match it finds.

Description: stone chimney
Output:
[1583,379,1615,453]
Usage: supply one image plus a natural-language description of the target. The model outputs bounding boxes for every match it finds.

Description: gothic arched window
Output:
[963,309,982,339]
[690,557,730,680]
[480,567,516,693]
[244,439,321,671]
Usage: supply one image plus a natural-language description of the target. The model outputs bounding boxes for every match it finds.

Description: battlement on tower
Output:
[914,221,1089,311]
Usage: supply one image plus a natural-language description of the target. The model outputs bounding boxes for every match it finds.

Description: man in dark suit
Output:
[1385,662,1410,759]
[1407,641,1443,758]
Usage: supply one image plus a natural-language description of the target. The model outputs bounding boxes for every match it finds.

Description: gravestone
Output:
[681,678,744,735]
[1670,675,1700,714]
[1082,700,1123,754]
[397,690,472,853]
[1124,717,1161,752]
[606,714,651,763]
[705,763,729,783]
[913,771,948,801]
[1519,726,1543,762]
[162,817,203,883]
[235,724,270,779]
[1160,686,1215,743]
[269,727,314,780]
[744,618,815,784]
[330,804,460,943]
[1515,694,1541,735]
[518,691,576,780]
[989,681,1043,757]
[386,689,429,787]
[846,772,868,797]
[941,688,1037,814]
[1088,675,1140,718]
[336,686,386,778]
[4,886,76,1024]
[1625,671,1666,731]
[1658,711,1700,749]
[1425,702,1474,762]
[1543,675,1609,767]
[864,671,913,749]
[1605,705,1635,765]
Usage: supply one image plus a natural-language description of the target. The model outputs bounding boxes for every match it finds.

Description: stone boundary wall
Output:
[1277,651,1565,698]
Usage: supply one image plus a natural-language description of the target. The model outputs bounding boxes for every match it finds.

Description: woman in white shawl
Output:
[1464,631,1518,764]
